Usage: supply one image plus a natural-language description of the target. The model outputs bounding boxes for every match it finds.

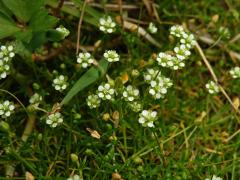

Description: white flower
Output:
[97,83,115,100]
[180,32,196,49]
[156,52,174,67]
[103,50,119,62]
[149,76,173,99]
[205,81,219,94]
[0,44,15,79]
[56,25,70,38]
[122,85,140,102]
[99,16,116,33]
[77,52,94,68]
[138,110,157,127]
[174,44,191,60]
[170,25,185,38]
[218,26,230,39]
[229,66,240,79]
[144,68,160,83]
[128,101,142,112]
[29,93,43,105]
[148,22,158,34]
[0,45,15,61]
[52,75,68,92]
[205,175,222,180]
[86,94,101,109]
[156,52,185,70]
[67,175,80,180]
[0,60,10,79]
[46,112,63,128]
[0,100,15,118]
[171,57,185,70]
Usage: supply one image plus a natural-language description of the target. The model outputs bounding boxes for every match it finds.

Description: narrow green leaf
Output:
[44,0,99,26]
[46,29,65,42]
[61,59,109,105]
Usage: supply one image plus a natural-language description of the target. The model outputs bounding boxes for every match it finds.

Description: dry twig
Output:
[76,0,88,55]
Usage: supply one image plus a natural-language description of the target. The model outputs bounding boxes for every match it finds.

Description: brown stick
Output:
[76,0,88,55]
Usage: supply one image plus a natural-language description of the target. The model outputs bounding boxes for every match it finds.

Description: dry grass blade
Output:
[142,0,153,16]
[76,0,88,55]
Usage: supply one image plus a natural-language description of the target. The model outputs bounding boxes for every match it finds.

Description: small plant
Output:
[46,112,63,128]
[0,100,15,118]
[77,52,94,68]
[99,16,116,33]
[205,81,220,94]
[0,0,239,179]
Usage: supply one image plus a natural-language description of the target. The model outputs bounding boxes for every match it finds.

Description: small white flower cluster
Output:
[157,52,185,70]
[97,83,115,100]
[205,81,219,94]
[170,25,184,37]
[0,45,15,79]
[86,83,116,108]
[56,25,70,38]
[99,16,116,33]
[144,68,160,83]
[0,100,15,118]
[144,69,173,99]
[86,94,101,109]
[149,76,173,99]
[205,175,222,180]
[138,110,157,127]
[157,25,196,70]
[67,175,80,180]
[29,93,43,105]
[170,25,196,49]
[148,22,158,34]
[52,75,68,92]
[122,85,140,102]
[128,101,142,112]
[218,26,230,39]
[229,66,240,79]
[174,44,191,60]
[77,52,94,68]
[104,50,119,62]
[46,112,63,128]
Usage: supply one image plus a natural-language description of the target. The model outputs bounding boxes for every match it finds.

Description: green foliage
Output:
[0,0,59,51]
[61,59,109,105]
[0,0,240,179]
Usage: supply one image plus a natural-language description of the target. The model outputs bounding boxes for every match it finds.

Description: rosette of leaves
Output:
[0,0,65,52]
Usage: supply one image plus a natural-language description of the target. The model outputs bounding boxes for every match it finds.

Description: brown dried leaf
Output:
[86,128,101,139]
[112,172,122,180]
[26,171,35,180]
[121,72,129,84]
[233,97,240,110]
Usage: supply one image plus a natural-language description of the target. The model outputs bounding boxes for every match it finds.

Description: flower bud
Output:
[70,153,79,163]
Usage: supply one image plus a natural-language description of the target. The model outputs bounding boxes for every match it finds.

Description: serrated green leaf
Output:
[0,1,12,19]
[0,14,20,39]
[14,30,33,43]
[61,59,109,105]
[27,31,47,51]
[1,0,44,22]
[29,10,58,31]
